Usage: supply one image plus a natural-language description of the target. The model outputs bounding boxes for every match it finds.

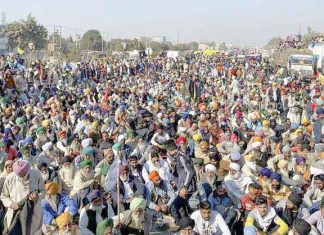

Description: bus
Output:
[287,54,314,78]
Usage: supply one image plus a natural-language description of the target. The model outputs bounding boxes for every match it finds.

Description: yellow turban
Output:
[45,182,60,194]
[42,119,51,128]
[244,154,256,162]
[193,133,202,142]
[262,120,269,126]
[199,141,209,150]
[56,212,72,229]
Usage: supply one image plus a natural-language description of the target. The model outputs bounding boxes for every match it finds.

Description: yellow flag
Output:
[17,48,24,55]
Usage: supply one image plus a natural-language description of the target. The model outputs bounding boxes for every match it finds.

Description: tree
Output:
[301,29,324,47]
[81,29,102,51]
[3,14,48,50]
[219,42,227,51]
[265,37,283,49]
[108,39,124,51]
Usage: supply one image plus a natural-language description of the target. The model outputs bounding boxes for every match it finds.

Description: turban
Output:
[192,134,201,142]
[270,172,282,182]
[13,160,31,176]
[235,111,243,119]
[316,107,324,115]
[118,134,126,142]
[288,193,302,206]
[80,160,92,169]
[148,170,160,182]
[127,130,137,137]
[88,189,102,202]
[130,197,146,210]
[56,212,72,229]
[112,143,122,150]
[176,136,187,145]
[296,156,306,165]
[179,217,195,230]
[96,218,114,235]
[205,164,216,173]
[57,131,66,139]
[81,138,93,148]
[42,142,53,151]
[4,160,13,168]
[36,126,46,135]
[230,151,241,161]
[15,117,25,125]
[119,165,129,175]
[199,141,209,150]
[293,219,311,235]
[251,142,262,149]
[45,182,60,194]
[229,162,240,172]
[42,119,51,128]
[277,159,288,169]
[178,127,187,133]
[260,168,272,178]
[262,120,269,126]
[82,146,94,156]
[255,130,264,137]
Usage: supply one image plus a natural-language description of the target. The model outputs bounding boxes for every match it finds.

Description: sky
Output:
[1,0,324,46]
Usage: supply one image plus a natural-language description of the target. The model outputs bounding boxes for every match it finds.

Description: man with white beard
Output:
[114,197,152,235]
[56,212,77,235]
[38,162,60,185]
[58,157,75,195]
[34,127,49,153]
[199,164,218,201]
[56,131,69,155]
[79,190,114,235]
[70,160,94,198]
[41,182,78,235]
[224,162,252,208]
[36,142,55,165]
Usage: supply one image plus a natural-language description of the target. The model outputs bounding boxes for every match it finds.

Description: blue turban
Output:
[270,172,282,182]
[260,168,272,178]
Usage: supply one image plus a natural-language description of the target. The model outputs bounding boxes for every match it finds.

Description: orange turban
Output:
[45,182,60,194]
[148,170,160,182]
[57,131,66,139]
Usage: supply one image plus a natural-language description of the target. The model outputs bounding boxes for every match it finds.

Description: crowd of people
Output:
[0,51,323,235]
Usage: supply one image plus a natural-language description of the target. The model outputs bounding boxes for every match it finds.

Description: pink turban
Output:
[255,130,264,137]
[13,160,31,177]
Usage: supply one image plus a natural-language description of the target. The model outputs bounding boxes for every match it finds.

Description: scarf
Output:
[254,207,277,232]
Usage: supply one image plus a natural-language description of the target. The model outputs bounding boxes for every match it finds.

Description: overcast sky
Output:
[1,0,324,46]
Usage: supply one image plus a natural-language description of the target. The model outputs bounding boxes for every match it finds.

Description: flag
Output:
[104,158,120,192]
[17,48,24,55]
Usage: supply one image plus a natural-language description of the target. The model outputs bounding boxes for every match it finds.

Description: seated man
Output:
[199,163,218,201]
[263,172,291,205]
[190,201,231,235]
[224,162,252,208]
[275,193,310,229]
[113,197,152,235]
[170,187,193,225]
[79,190,115,235]
[41,182,78,234]
[304,174,324,208]
[245,195,288,235]
[145,170,176,216]
[56,212,78,235]
[241,182,263,218]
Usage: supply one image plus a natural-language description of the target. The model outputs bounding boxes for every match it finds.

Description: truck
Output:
[287,54,314,78]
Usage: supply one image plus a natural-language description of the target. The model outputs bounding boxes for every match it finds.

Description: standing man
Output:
[1,160,44,235]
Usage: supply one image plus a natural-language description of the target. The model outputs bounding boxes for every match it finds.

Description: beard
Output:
[206,175,216,186]
[61,230,73,235]
[41,172,50,181]
[229,172,241,180]
[132,213,144,228]
[62,166,73,179]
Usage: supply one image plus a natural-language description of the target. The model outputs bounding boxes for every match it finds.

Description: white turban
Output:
[229,162,240,172]
[251,142,262,149]
[178,127,187,133]
[81,138,93,148]
[205,164,217,173]
[42,142,53,151]
[118,134,126,142]
[282,145,291,153]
